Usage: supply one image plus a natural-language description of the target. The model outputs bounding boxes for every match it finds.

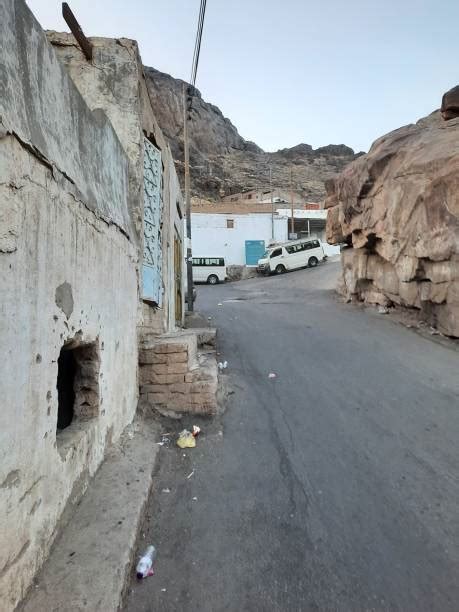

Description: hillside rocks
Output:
[144,66,357,200]
[441,85,459,121]
[325,107,459,337]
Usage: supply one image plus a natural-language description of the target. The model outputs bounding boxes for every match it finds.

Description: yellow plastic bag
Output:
[177,429,196,449]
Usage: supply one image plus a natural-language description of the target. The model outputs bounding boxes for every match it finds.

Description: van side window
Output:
[313,240,320,248]
[270,248,282,258]
[285,246,295,254]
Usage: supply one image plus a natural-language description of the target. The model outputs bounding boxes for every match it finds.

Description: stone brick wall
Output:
[139,336,217,415]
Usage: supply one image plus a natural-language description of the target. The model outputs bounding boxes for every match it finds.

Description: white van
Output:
[257,238,326,275]
[192,257,227,284]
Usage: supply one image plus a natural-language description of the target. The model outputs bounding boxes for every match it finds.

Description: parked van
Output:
[257,238,326,275]
[192,257,227,284]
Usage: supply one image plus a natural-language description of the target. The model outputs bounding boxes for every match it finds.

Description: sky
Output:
[28,0,459,153]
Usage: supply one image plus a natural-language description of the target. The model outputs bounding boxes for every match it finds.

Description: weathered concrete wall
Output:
[0,0,131,236]
[48,33,185,333]
[0,2,139,609]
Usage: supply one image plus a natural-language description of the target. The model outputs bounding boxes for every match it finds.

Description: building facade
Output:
[0,2,184,609]
[192,212,288,267]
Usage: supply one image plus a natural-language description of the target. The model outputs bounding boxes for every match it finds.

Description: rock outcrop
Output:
[325,106,459,337]
[144,66,358,201]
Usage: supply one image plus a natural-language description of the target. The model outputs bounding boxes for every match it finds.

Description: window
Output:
[192,258,225,266]
[312,240,320,248]
[247,194,252,200]
[56,340,100,439]
[226,219,234,229]
[286,245,295,254]
[270,248,282,258]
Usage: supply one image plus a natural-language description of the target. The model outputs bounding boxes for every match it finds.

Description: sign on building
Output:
[142,139,163,305]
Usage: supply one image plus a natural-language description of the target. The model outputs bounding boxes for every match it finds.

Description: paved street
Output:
[125,261,459,612]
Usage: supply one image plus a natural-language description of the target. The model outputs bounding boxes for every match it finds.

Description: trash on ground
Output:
[136,545,156,580]
[378,306,389,314]
[161,588,167,592]
[192,425,201,437]
[207,316,212,320]
[218,361,228,370]
[430,327,439,335]
[268,372,277,379]
[186,470,195,479]
[161,488,171,493]
[192,496,198,501]
[177,429,196,449]
[157,433,172,447]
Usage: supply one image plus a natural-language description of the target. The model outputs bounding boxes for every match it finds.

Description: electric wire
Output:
[190,0,207,88]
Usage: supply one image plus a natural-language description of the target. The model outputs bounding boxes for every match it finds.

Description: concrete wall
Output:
[48,33,185,332]
[0,2,138,609]
[0,0,131,235]
[191,213,288,266]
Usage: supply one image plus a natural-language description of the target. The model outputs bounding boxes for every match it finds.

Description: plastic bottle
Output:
[136,545,156,579]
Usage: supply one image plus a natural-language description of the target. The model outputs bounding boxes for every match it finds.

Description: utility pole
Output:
[290,167,295,237]
[270,166,274,240]
[183,85,194,312]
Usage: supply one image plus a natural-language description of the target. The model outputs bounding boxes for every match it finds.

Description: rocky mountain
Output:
[144,66,360,201]
[325,102,459,337]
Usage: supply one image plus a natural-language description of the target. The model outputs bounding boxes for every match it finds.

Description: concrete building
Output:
[192,205,288,268]
[222,187,315,205]
[0,2,185,608]
[47,31,185,334]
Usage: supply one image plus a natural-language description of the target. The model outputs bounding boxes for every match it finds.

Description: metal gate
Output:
[245,240,265,266]
[142,139,163,305]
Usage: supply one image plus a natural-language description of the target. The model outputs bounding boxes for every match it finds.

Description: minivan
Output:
[192,257,227,284]
[257,239,326,275]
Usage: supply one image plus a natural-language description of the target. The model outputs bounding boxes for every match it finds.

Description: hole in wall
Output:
[56,339,100,439]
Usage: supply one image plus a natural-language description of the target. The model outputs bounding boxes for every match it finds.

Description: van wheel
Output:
[275,264,286,274]
[308,257,318,268]
[207,274,219,285]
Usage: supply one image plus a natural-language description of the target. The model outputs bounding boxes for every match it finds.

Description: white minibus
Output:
[257,238,326,275]
[192,257,227,284]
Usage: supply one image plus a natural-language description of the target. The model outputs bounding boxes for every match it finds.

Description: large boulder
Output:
[326,102,459,337]
[441,85,459,121]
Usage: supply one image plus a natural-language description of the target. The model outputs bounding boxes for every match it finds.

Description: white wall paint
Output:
[191,213,288,265]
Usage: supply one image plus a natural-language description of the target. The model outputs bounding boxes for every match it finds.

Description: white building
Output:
[191,211,288,266]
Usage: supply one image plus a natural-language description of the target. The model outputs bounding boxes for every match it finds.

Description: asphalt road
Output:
[124,261,459,612]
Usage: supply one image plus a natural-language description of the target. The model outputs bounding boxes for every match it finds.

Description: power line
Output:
[190,0,207,87]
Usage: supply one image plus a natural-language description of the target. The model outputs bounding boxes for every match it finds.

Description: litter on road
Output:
[136,545,156,580]
[268,372,277,379]
[186,470,195,479]
[177,430,196,448]
[218,361,228,370]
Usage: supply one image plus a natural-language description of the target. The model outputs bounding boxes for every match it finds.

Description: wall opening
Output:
[56,348,77,431]
[56,340,100,438]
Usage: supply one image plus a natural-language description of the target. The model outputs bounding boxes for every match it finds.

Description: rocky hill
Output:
[325,102,459,337]
[144,66,360,201]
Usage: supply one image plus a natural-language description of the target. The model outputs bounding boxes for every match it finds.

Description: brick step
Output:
[138,332,218,416]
